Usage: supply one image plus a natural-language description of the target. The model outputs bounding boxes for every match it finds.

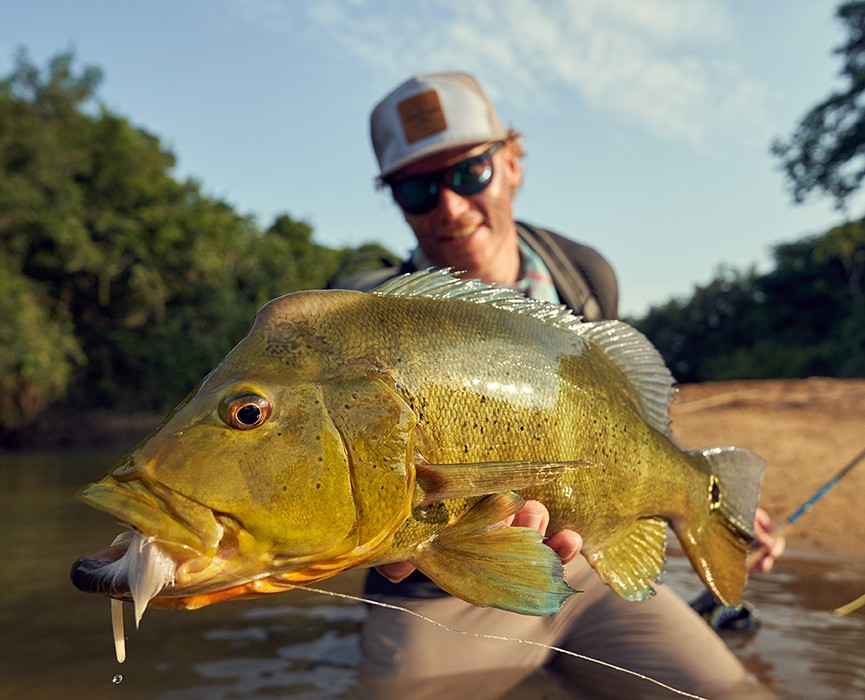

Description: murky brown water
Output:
[1,449,863,699]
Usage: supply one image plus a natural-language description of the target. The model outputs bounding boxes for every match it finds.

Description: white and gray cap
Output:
[370,72,507,179]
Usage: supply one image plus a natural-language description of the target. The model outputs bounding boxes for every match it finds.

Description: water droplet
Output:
[112,674,123,685]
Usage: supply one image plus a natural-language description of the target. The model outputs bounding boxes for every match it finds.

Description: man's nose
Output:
[435,185,471,218]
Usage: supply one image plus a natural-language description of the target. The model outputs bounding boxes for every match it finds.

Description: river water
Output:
[1,448,863,699]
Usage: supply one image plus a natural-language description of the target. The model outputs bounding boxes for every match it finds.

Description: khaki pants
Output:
[350,558,772,699]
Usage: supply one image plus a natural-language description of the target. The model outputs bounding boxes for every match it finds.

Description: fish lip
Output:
[77,477,222,559]
[72,477,223,599]
[70,538,133,596]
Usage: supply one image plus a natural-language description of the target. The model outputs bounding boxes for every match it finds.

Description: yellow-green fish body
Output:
[72,270,764,618]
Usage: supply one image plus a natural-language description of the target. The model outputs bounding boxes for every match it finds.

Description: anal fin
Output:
[412,492,577,615]
[587,516,667,601]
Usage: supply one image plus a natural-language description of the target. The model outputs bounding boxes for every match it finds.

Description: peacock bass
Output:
[72,270,765,629]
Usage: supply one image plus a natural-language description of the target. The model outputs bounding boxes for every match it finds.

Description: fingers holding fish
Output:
[375,499,580,583]
[375,560,418,584]
[506,499,550,534]
[544,529,583,565]
[508,500,582,564]
[749,507,786,574]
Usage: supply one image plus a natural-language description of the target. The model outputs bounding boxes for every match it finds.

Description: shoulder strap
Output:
[517,222,606,320]
[326,254,415,291]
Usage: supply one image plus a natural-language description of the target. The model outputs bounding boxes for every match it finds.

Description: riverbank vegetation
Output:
[2,32,864,445]
[0,50,391,443]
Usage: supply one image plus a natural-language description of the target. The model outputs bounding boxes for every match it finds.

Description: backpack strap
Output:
[326,253,414,291]
[517,221,616,320]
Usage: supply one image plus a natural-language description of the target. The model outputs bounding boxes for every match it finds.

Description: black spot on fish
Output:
[709,475,722,510]
[316,483,321,489]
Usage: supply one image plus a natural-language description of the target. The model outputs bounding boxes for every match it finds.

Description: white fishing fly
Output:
[99,530,176,663]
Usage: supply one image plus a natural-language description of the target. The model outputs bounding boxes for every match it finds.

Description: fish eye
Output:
[220,393,272,430]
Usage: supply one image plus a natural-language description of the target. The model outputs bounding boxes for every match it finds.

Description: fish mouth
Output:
[70,529,179,624]
[70,477,227,609]
[71,474,366,617]
[70,532,139,596]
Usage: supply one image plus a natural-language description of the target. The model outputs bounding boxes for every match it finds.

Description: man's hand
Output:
[506,499,582,564]
[374,500,583,583]
[749,507,786,574]
[375,560,417,584]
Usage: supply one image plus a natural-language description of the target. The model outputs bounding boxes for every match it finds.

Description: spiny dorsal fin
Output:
[372,268,584,330]
[373,269,676,436]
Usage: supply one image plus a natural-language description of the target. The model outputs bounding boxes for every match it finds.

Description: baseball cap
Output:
[370,72,507,179]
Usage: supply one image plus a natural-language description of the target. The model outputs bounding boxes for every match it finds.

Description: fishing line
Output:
[291,584,707,700]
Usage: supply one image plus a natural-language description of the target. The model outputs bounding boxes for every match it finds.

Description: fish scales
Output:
[71,270,765,619]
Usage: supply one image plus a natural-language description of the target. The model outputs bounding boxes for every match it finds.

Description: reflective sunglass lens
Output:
[392,178,438,215]
[390,143,500,215]
[447,155,492,194]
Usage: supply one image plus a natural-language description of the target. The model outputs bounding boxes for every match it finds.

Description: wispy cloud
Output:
[225,0,767,147]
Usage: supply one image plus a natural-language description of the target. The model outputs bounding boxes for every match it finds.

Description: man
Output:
[337,72,782,699]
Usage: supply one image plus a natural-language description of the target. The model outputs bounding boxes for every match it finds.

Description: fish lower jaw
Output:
[70,530,180,625]
[73,531,238,592]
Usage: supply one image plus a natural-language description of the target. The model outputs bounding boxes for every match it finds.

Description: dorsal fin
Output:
[372,268,584,331]
[372,269,676,435]
[573,320,676,436]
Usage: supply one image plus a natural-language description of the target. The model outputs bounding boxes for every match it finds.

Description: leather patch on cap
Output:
[397,90,447,143]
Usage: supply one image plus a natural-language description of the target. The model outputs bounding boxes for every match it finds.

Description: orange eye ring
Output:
[221,393,272,430]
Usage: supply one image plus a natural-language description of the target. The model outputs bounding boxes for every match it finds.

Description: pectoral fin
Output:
[411,492,578,615]
[416,459,594,506]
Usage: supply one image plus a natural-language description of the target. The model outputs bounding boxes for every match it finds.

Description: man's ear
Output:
[502,145,523,192]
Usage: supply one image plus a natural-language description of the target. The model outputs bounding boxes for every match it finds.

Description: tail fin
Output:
[678,447,766,606]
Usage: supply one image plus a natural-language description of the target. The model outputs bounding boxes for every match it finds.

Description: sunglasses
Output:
[387,142,503,215]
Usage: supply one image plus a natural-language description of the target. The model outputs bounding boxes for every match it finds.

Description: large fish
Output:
[72,270,765,626]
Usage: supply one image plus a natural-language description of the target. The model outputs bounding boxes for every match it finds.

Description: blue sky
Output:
[2,0,858,316]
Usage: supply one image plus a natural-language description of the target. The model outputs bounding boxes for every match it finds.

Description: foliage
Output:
[642,2,865,384]
[0,250,84,428]
[771,2,865,208]
[0,49,393,434]
[634,222,865,383]
[4,44,864,440]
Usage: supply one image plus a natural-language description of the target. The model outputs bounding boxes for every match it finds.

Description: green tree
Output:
[0,49,258,412]
[0,251,84,428]
[635,223,865,382]
[1,49,398,436]
[772,2,865,208]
